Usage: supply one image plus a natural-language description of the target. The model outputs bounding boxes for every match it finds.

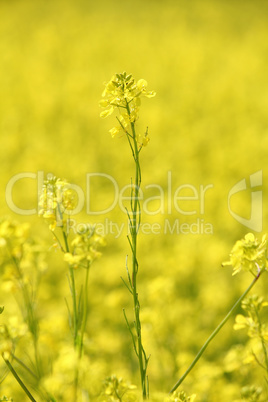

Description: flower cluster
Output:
[240,385,262,401]
[0,325,13,360]
[0,218,47,288]
[64,227,105,269]
[39,176,77,231]
[0,316,27,360]
[0,219,29,263]
[99,72,155,145]
[42,344,80,400]
[222,233,268,276]
[100,375,137,401]
[0,218,47,379]
[234,295,268,340]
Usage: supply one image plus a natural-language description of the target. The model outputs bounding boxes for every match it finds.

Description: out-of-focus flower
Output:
[0,218,47,281]
[100,375,137,401]
[0,325,13,360]
[234,295,268,340]
[39,176,77,231]
[64,227,105,269]
[42,344,79,399]
[0,316,27,360]
[234,314,257,336]
[222,233,268,276]
[240,385,262,401]
[242,294,268,315]
[0,219,29,262]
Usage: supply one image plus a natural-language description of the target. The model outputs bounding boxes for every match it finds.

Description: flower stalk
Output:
[3,356,37,402]
[100,72,155,399]
[169,268,263,394]
[39,176,104,400]
[170,232,268,394]
[127,108,149,399]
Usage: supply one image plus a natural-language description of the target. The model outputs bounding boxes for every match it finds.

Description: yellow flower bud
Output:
[137,79,148,92]
[109,127,120,138]
[99,72,155,139]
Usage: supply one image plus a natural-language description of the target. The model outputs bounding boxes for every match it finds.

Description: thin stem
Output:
[3,357,37,402]
[125,101,149,399]
[79,264,90,357]
[12,354,39,380]
[169,271,263,394]
[62,227,70,253]
[255,306,268,373]
[61,226,80,402]
[69,265,78,346]
[50,229,65,252]
[8,248,41,379]
[62,227,78,347]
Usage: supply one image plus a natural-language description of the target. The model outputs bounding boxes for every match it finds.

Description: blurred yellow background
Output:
[1,0,268,400]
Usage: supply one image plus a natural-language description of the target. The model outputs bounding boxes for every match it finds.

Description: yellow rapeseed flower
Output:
[222,233,268,276]
[100,72,155,138]
[64,228,105,269]
[234,295,268,339]
[39,176,77,230]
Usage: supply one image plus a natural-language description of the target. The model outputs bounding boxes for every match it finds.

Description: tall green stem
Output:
[74,265,90,401]
[3,357,37,402]
[62,228,78,347]
[62,225,92,401]
[169,270,263,394]
[79,265,90,358]
[9,250,41,379]
[126,102,149,399]
[255,305,268,374]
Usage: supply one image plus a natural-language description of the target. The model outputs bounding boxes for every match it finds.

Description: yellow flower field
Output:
[0,0,268,400]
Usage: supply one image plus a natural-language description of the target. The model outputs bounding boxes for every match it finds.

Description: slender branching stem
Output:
[62,227,78,347]
[255,305,268,374]
[62,227,80,402]
[79,264,90,358]
[169,270,263,394]
[12,354,39,380]
[3,357,37,402]
[124,100,149,399]
[8,246,41,379]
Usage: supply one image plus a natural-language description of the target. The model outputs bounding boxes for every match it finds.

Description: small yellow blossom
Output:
[0,219,30,262]
[234,314,255,332]
[64,227,105,269]
[222,233,268,275]
[0,325,13,360]
[142,136,150,147]
[234,295,268,339]
[39,176,77,230]
[101,375,137,401]
[64,252,83,268]
[109,126,120,138]
[138,127,150,148]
